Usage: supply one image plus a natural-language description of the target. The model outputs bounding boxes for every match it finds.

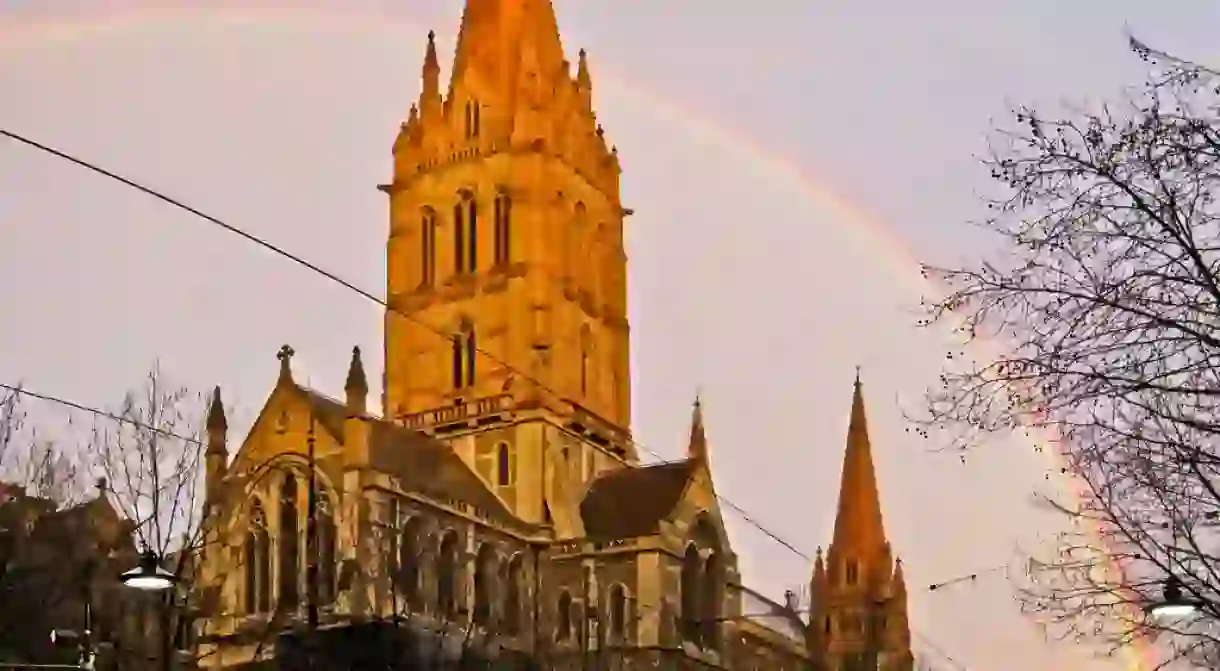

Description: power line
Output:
[0,382,200,445]
[0,379,973,668]
[0,126,983,668]
[1,127,812,562]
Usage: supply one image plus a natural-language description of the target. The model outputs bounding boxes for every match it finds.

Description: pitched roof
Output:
[579,460,695,541]
[297,387,348,443]
[366,420,518,526]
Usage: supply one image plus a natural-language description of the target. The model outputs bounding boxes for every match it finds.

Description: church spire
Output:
[831,370,888,552]
[449,0,567,98]
[687,394,708,462]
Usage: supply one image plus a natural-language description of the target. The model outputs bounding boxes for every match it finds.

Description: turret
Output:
[687,394,708,462]
[576,48,593,111]
[343,346,371,469]
[204,386,228,503]
[420,30,441,120]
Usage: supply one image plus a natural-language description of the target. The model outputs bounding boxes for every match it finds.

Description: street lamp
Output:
[119,549,176,592]
[1146,576,1204,619]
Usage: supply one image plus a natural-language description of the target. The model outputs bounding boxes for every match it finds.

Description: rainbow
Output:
[0,4,1158,668]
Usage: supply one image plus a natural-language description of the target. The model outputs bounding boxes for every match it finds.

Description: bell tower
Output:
[810,374,914,670]
[380,0,630,431]
[378,0,634,527]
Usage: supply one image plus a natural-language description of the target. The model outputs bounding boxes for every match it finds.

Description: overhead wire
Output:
[0,127,979,665]
[0,127,810,561]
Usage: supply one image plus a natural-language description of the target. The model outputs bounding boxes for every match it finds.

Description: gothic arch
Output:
[436,531,462,618]
[607,582,632,642]
[496,442,513,487]
[243,502,271,614]
[472,543,500,627]
[556,590,574,641]
[680,542,702,645]
[684,514,725,649]
[398,516,427,609]
[316,488,339,605]
[278,474,300,608]
[504,553,526,635]
[493,188,512,265]
[420,207,438,285]
[452,318,476,390]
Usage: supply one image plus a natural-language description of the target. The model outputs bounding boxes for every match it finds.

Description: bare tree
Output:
[914,34,1220,665]
[0,385,84,506]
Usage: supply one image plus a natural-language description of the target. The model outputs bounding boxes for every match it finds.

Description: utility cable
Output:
[0,128,810,561]
[0,129,989,669]
[1,380,972,669]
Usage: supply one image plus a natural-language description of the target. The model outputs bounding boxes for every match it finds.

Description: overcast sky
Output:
[3,1,1219,669]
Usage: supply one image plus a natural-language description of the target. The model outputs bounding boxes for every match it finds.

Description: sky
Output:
[2,1,1219,669]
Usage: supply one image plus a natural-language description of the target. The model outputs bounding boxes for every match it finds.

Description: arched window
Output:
[452,320,476,390]
[243,503,271,613]
[680,544,702,644]
[494,192,512,265]
[609,584,628,641]
[556,591,573,640]
[701,552,723,649]
[473,544,498,627]
[278,475,300,608]
[316,494,337,605]
[420,209,437,286]
[579,326,592,398]
[466,196,478,273]
[398,517,425,609]
[496,443,513,487]
[846,559,859,585]
[567,202,587,282]
[453,202,466,273]
[504,554,524,635]
[465,100,480,139]
[437,532,461,618]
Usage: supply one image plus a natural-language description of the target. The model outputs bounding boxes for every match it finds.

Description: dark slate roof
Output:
[366,420,519,526]
[579,460,695,541]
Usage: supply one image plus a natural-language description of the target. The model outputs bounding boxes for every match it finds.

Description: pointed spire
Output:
[345,346,369,415]
[345,346,368,394]
[450,0,566,98]
[893,557,907,596]
[687,393,708,461]
[421,29,440,102]
[831,370,888,553]
[206,386,227,434]
[576,48,592,88]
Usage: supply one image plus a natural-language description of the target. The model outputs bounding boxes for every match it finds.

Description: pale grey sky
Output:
[3,1,1218,669]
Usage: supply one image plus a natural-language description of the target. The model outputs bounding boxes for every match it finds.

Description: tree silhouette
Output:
[916,34,1220,664]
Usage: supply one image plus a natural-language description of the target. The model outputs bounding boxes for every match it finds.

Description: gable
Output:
[226,382,346,479]
[668,463,734,554]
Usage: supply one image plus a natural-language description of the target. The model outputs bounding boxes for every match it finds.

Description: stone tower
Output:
[381,0,629,425]
[810,375,914,670]
[378,0,634,532]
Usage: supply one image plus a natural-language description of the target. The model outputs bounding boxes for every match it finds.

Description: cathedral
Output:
[193,2,913,669]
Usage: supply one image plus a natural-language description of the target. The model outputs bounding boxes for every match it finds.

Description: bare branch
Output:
[914,35,1220,664]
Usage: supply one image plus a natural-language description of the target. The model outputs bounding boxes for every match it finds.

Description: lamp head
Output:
[1146,576,1201,618]
[120,549,177,591]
